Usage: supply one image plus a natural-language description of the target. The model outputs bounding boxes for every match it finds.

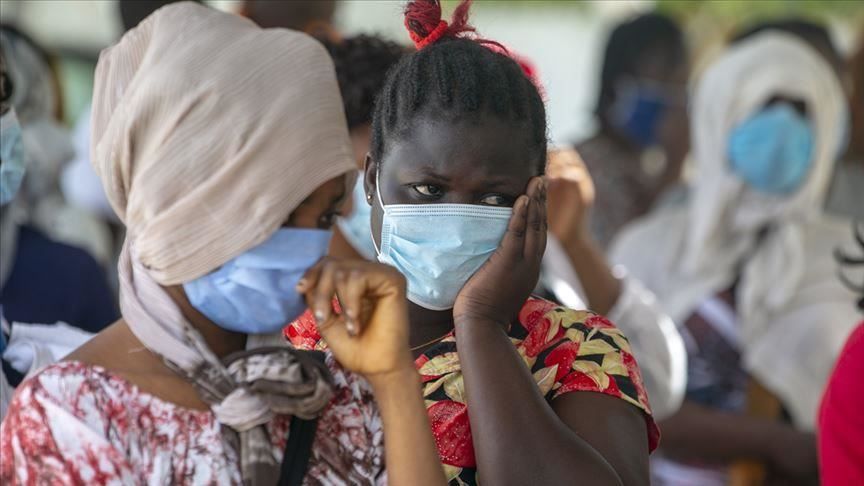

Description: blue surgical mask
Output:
[728,103,814,195]
[336,171,377,260]
[1,109,26,206]
[609,80,669,148]
[373,171,511,310]
[183,228,331,334]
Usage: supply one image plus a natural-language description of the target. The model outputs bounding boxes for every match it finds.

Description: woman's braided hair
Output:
[370,0,547,171]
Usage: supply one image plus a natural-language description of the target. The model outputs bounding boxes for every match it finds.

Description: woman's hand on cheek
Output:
[297,258,415,385]
[453,176,546,328]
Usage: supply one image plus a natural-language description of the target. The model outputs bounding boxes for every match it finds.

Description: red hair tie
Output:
[408,20,449,50]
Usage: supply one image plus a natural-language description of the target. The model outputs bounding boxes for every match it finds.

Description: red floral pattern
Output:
[0,356,386,485]
[286,296,659,485]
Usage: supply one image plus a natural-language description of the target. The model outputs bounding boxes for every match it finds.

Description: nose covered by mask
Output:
[1,109,26,206]
[373,171,511,311]
[183,228,331,334]
[728,103,814,195]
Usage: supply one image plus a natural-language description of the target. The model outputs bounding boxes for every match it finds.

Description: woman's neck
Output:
[407,302,455,357]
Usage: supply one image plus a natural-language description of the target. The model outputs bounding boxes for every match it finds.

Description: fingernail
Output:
[314,309,326,322]
[346,320,357,336]
[296,279,307,291]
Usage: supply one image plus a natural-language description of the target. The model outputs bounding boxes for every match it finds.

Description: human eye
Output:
[411,184,444,200]
[479,194,514,207]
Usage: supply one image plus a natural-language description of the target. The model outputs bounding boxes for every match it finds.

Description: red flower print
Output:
[585,315,616,329]
[544,341,581,381]
[427,400,476,468]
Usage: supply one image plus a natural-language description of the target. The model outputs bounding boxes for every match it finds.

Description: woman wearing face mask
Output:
[288,1,659,485]
[0,5,446,485]
[610,33,858,485]
[576,13,690,248]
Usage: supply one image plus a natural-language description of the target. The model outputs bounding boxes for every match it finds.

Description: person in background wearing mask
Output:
[576,13,690,248]
[732,18,862,220]
[611,33,858,485]
[818,222,864,485]
[1,5,447,484]
[0,28,116,367]
[321,34,407,261]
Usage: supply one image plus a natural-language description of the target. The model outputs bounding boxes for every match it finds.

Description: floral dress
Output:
[287,296,660,484]
[0,354,385,485]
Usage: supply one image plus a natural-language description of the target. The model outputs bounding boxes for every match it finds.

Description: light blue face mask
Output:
[336,171,377,260]
[728,103,815,195]
[1,109,27,206]
[183,228,331,334]
[373,171,512,310]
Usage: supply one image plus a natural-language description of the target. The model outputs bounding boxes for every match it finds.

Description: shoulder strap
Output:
[278,350,326,486]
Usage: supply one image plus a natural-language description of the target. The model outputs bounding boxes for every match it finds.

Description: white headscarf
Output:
[611,32,858,427]
[91,2,356,482]
[682,32,848,341]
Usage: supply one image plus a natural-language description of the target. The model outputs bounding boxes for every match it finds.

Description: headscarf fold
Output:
[91,2,356,483]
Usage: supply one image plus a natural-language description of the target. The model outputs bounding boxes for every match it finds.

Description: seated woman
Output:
[0,4,445,485]
[610,32,858,484]
[287,1,658,484]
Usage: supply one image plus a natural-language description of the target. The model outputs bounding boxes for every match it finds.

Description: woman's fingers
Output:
[311,261,337,323]
[501,194,529,258]
[334,269,366,336]
[524,177,546,259]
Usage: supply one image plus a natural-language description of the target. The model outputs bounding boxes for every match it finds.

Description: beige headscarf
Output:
[91,2,356,483]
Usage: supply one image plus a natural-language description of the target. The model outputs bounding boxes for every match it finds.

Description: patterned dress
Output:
[287,296,660,485]
[0,354,385,485]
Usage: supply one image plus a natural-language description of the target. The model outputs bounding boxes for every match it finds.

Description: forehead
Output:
[381,114,539,182]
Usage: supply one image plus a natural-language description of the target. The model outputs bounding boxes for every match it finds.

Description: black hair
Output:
[370,0,547,171]
[732,18,843,73]
[118,0,199,33]
[835,223,864,311]
[595,13,685,118]
[319,34,407,131]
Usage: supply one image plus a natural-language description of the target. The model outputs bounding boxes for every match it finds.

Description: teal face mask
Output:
[1,109,26,206]
[336,171,377,260]
[727,103,815,195]
[373,171,511,311]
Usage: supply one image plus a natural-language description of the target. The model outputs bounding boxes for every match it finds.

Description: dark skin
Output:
[66,177,349,410]
[363,113,650,486]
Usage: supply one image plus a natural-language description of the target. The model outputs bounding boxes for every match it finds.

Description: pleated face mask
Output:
[373,170,511,310]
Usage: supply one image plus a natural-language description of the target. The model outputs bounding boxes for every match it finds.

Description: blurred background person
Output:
[732,17,862,221]
[818,223,864,486]
[611,32,857,485]
[0,42,102,418]
[0,26,116,340]
[542,148,687,422]
[576,13,690,248]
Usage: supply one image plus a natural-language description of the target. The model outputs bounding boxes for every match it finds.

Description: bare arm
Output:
[453,177,646,485]
[369,369,447,486]
[661,401,817,481]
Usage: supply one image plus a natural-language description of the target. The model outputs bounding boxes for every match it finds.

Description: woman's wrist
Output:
[366,360,419,393]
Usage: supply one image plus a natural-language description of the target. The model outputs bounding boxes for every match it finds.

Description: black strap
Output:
[278,351,326,486]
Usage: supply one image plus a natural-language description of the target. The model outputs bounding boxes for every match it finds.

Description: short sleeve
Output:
[0,368,136,485]
[517,298,660,451]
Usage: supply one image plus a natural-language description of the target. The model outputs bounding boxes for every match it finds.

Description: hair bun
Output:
[404,0,475,50]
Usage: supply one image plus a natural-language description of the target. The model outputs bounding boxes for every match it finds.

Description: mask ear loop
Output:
[370,166,385,256]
